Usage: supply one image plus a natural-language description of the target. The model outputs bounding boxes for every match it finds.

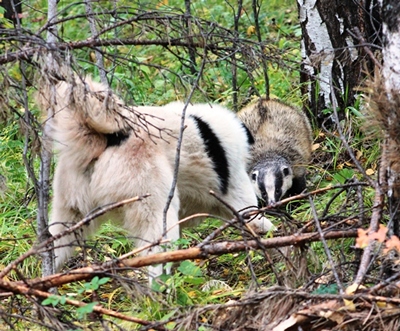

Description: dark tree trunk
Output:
[297,0,381,125]
[0,0,22,25]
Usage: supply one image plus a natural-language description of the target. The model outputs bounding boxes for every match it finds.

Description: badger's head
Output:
[251,156,293,205]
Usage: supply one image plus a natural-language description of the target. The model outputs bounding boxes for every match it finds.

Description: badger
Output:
[237,98,313,205]
[36,75,274,281]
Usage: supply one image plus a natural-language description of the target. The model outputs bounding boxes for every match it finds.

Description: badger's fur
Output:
[237,99,312,205]
[36,76,274,280]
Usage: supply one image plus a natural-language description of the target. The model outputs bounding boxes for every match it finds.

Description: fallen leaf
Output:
[355,227,370,248]
[369,224,388,243]
[312,143,321,151]
[366,168,375,175]
[384,235,400,254]
[247,25,256,36]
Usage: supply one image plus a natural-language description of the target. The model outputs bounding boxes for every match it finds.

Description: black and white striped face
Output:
[251,158,293,205]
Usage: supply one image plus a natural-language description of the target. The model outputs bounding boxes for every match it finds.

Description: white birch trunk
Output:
[378,1,400,91]
[38,0,59,277]
[297,0,334,107]
[377,0,400,235]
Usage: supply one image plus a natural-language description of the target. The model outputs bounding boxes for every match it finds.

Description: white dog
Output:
[36,75,274,280]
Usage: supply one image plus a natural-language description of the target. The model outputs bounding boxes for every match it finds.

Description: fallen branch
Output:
[0,278,167,330]
[5,229,358,292]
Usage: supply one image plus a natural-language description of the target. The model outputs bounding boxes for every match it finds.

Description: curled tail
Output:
[36,75,134,168]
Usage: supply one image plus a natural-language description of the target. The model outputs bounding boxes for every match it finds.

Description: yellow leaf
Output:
[187,291,197,298]
[312,143,320,151]
[156,0,168,8]
[89,51,96,63]
[247,25,256,36]
[343,298,356,311]
[345,283,366,295]
[376,301,387,308]
[366,168,375,175]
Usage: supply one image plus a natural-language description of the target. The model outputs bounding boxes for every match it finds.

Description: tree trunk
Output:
[0,0,22,26]
[297,0,381,124]
[37,0,59,278]
[379,0,400,237]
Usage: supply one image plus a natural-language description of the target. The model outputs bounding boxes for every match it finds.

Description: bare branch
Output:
[10,229,358,292]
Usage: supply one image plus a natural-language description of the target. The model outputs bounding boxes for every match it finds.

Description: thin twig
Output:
[243,182,369,218]
[162,55,207,237]
[309,196,344,294]
[84,0,108,84]
[330,81,376,188]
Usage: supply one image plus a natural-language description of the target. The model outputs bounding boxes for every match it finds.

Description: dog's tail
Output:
[36,75,134,166]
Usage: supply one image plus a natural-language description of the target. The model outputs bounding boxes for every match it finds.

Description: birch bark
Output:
[377,0,400,236]
[37,0,59,277]
[297,0,380,123]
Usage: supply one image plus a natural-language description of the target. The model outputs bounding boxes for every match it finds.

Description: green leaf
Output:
[312,284,339,295]
[42,295,65,307]
[97,277,111,286]
[76,302,98,319]
[177,261,202,277]
[183,276,204,285]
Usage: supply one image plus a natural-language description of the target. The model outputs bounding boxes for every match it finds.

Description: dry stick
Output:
[0,38,219,66]
[208,191,281,286]
[0,279,166,331]
[330,83,376,188]
[308,196,344,294]
[162,57,206,238]
[329,81,384,285]
[84,0,107,85]
[0,195,149,280]
[353,147,386,285]
[350,27,383,70]
[252,0,269,99]
[230,0,242,111]
[16,229,358,291]
[239,288,400,307]
[243,182,368,218]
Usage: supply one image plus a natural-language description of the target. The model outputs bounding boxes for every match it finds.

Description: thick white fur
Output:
[37,76,273,279]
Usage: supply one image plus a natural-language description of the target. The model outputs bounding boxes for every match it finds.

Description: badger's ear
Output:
[282,167,290,177]
[287,175,307,196]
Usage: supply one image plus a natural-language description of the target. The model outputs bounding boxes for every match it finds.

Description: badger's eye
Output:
[251,170,258,181]
[283,167,290,177]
